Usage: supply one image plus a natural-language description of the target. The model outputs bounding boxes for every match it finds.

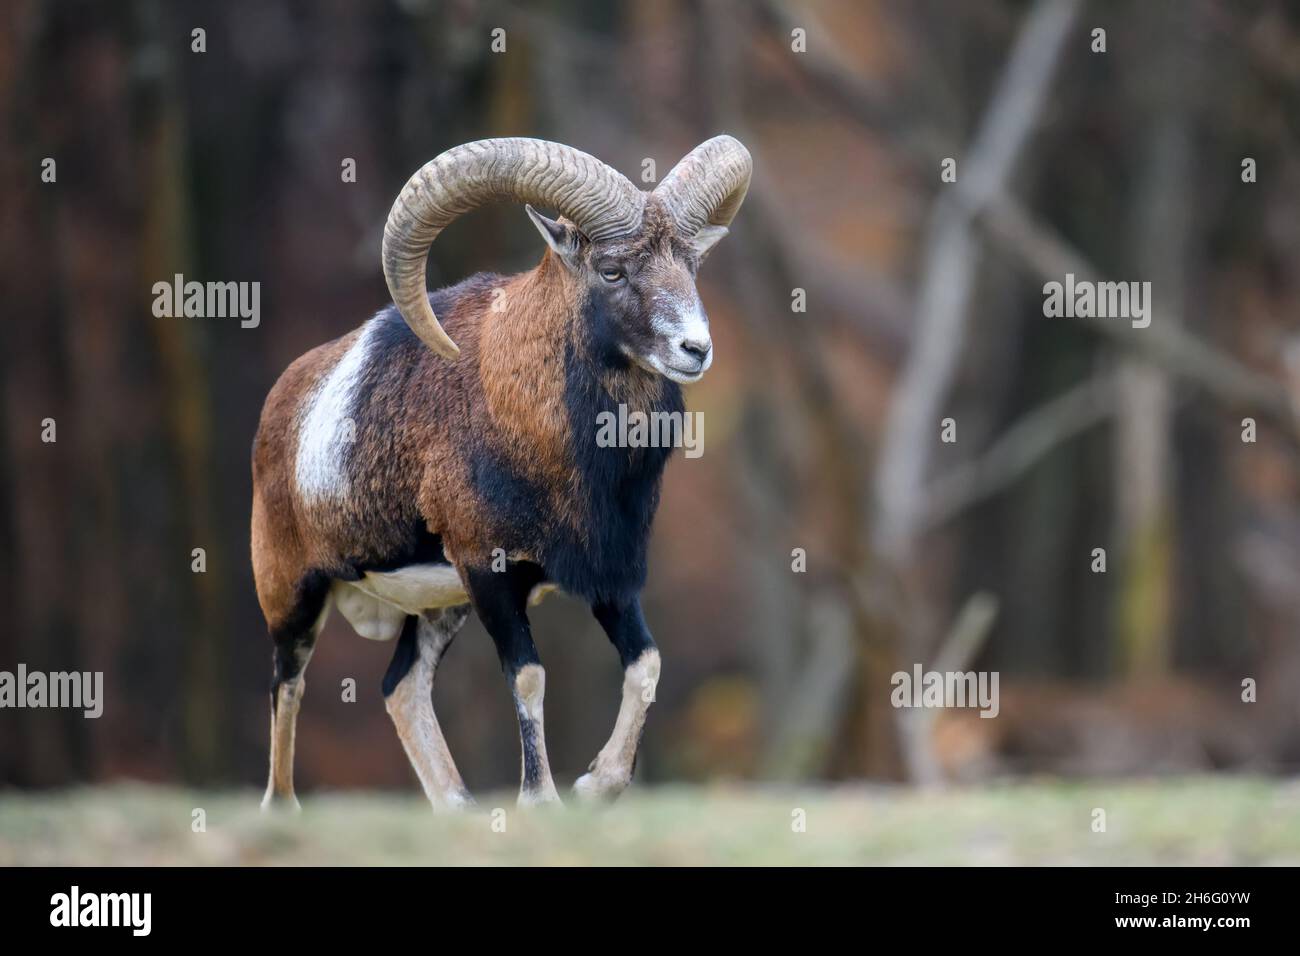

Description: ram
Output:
[252,136,750,808]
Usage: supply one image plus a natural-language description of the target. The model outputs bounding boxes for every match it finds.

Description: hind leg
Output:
[261,576,331,811]
[383,606,473,810]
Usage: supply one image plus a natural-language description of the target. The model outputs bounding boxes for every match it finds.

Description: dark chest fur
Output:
[329,285,682,604]
[470,341,682,604]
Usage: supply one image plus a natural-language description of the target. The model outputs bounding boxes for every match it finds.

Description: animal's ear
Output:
[690,224,729,262]
[526,204,583,268]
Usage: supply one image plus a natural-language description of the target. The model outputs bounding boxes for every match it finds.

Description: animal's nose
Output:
[679,338,712,363]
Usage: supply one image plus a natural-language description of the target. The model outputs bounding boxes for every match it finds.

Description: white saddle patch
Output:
[332,564,469,642]
[295,318,380,501]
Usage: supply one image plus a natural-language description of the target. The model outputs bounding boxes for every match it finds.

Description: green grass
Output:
[1,777,1298,865]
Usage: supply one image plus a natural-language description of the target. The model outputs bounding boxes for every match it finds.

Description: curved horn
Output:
[654,134,752,240]
[382,138,644,359]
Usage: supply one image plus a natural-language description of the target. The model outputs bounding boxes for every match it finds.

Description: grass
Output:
[1,777,1298,865]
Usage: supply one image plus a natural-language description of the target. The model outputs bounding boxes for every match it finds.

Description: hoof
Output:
[573,767,630,801]
[517,787,563,809]
[260,791,302,813]
[438,790,476,812]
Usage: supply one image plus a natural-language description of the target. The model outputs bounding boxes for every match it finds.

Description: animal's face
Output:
[527,201,728,384]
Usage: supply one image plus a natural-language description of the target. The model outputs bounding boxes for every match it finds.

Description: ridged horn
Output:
[382,138,644,359]
[654,134,752,241]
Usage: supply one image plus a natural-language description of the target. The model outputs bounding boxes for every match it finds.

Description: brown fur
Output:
[478,253,585,525]
[251,252,592,629]
[252,200,696,633]
[252,187,729,809]
[250,335,353,629]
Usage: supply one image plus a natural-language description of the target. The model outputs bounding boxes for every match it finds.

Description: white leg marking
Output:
[261,600,328,811]
[513,664,561,807]
[385,612,473,810]
[260,600,330,811]
[574,648,660,800]
[262,679,305,811]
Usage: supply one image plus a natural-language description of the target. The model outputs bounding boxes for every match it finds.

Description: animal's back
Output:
[250,274,510,629]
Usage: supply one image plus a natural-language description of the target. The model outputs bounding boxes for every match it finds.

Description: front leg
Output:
[464,563,561,807]
[575,596,660,800]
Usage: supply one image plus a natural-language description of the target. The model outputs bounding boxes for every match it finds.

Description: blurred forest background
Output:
[3,0,1300,796]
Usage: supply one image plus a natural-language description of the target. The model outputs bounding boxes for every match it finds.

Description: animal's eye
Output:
[600,267,625,283]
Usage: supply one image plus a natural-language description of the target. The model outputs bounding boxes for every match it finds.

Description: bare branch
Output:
[981,196,1296,426]
[922,373,1117,531]
[759,0,1294,435]
[873,0,1083,564]
[897,592,1000,787]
